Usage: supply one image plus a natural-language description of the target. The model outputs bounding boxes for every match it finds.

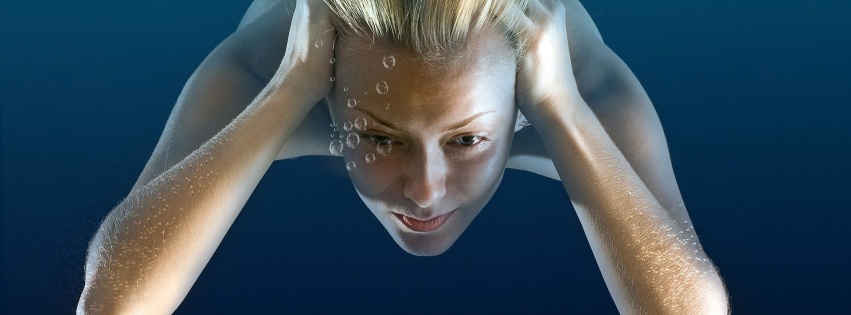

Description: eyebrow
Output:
[352,107,400,131]
[351,108,494,132]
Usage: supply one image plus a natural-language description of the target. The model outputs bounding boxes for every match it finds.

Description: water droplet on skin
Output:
[329,58,336,64]
[382,55,396,69]
[375,81,389,94]
[354,117,367,130]
[329,141,343,156]
[347,98,357,108]
[376,142,392,156]
[346,133,360,148]
[346,161,356,171]
[343,87,349,92]
[343,121,353,131]
[365,153,376,164]
[314,41,323,48]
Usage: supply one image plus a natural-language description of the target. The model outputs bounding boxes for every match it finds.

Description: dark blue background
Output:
[3,0,850,313]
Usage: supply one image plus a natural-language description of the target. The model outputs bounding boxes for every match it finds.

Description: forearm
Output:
[78,77,311,314]
[533,96,727,314]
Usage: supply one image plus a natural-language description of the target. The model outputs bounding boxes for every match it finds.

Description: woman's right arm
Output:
[77,1,335,313]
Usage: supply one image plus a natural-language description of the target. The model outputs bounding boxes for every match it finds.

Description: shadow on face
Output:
[327,27,518,256]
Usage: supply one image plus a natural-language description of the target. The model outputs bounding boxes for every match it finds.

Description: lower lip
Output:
[393,210,455,233]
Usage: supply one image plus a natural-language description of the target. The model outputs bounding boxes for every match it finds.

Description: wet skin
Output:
[328,28,518,256]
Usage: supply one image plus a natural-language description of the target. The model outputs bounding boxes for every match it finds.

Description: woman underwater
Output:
[78,0,729,313]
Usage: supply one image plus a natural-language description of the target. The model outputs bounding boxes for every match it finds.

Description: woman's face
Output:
[328,29,517,256]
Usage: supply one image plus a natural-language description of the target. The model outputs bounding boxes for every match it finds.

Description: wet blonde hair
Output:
[323,0,529,61]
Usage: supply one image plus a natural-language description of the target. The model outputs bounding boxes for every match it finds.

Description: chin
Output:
[380,211,476,256]
[392,231,460,256]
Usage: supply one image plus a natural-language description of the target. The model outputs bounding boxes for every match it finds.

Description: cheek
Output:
[344,144,399,196]
[449,142,511,197]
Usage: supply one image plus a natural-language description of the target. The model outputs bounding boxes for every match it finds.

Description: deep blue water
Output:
[3,0,850,313]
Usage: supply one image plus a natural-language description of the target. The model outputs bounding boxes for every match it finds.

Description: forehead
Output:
[331,29,517,123]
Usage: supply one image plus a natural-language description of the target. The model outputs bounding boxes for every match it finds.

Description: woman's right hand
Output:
[274,0,336,107]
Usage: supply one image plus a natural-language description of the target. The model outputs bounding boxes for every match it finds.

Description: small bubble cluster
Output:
[376,81,389,94]
[329,140,343,156]
[376,142,392,156]
[354,117,367,131]
[382,55,396,69]
[346,133,360,149]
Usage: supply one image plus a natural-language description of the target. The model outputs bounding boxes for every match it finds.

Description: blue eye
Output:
[453,135,487,146]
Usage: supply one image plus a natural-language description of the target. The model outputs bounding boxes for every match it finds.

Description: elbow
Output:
[76,290,111,315]
[690,271,730,315]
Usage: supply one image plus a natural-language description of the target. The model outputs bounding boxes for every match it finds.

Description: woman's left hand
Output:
[514,0,581,125]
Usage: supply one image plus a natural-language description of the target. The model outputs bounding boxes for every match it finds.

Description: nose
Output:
[403,146,447,208]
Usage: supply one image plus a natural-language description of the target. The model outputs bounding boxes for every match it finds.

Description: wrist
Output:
[519,86,582,130]
[269,68,326,110]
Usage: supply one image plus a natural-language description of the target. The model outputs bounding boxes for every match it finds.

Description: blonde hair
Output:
[323,0,529,61]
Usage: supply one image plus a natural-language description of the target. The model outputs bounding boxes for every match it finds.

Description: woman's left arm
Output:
[514,1,729,314]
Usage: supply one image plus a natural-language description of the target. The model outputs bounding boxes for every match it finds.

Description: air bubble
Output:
[314,41,323,48]
[343,87,349,92]
[346,161,356,171]
[347,98,357,108]
[354,117,367,130]
[376,142,392,156]
[519,119,531,127]
[385,103,390,110]
[346,133,360,148]
[329,58,336,64]
[382,55,396,69]
[365,153,376,164]
[343,122,353,131]
[329,141,343,156]
[329,77,335,82]
[375,81,389,94]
